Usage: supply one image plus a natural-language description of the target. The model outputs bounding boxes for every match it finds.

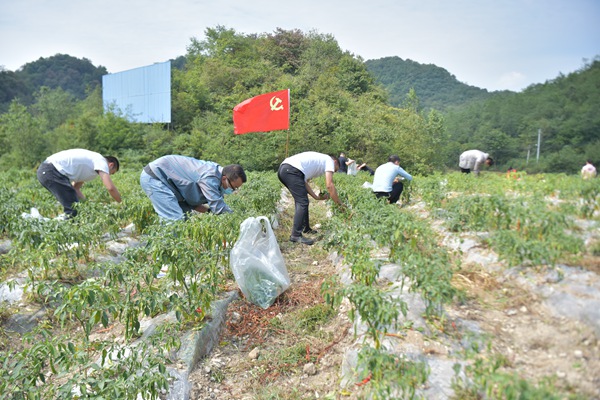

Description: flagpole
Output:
[285,89,290,158]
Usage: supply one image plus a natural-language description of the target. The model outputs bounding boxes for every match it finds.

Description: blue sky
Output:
[1,0,598,91]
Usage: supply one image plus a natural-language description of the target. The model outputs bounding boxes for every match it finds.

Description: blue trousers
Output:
[140,170,192,221]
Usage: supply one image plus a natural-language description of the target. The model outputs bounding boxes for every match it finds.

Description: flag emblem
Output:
[270,96,284,111]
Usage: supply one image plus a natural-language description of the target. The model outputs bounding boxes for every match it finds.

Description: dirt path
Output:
[187,196,600,399]
[188,194,354,399]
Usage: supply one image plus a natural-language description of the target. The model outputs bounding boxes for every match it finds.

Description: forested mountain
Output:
[0,28,597,174]
[365,56,494,111]
[0,54,107,113]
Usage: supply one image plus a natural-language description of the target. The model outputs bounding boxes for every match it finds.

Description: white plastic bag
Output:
[347,162,357,176]
[230,216,290,309]
[21,207,49,221]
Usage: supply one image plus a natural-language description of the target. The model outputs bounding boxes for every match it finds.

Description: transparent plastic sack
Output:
[347,162,357,176]
[230,216,290,309]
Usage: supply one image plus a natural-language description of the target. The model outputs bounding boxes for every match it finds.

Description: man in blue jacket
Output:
[140,155,246,221]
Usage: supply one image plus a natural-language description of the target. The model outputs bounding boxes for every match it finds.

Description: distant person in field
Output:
[337,152,355,174]
[278,152,344,245]
[37,149,121,219]
[459,150,494,176]
[140,155,246,221]
[357,161,375,176]
[371,154,413,204]
[581,160,597,179]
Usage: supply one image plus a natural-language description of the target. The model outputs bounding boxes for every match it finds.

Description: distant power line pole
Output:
[536,129,542,163]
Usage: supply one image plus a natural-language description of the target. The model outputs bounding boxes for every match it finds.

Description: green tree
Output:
[95,111,145,154]
[0,101,47,168]
[0,69,32,113]
[31,86,77,132]
[260,28,309,74]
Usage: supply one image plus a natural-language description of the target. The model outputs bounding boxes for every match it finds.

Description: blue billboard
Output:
[102,61,171,123]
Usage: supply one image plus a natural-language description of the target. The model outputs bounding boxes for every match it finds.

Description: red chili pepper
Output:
[356,373,372,386]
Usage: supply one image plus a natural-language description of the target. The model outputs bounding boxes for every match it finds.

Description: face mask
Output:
[221,176,236,195]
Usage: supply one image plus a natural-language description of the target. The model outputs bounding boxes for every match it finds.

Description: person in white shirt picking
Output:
[37,148,121,218]
[278,152,344,245]
[458,149,493,176]
[581,160,597,180]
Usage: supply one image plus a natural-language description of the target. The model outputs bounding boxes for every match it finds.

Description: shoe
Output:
[290,235,314,245]
[303,227,318,235]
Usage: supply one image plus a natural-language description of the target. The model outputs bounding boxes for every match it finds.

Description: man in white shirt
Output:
[581,160,597,179]
[278,152,343,245]
[372,155,413,204]
[37,149,122,218]
[459,150,493,176]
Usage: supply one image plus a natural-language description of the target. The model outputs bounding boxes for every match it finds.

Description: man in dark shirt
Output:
[337,152,355,174]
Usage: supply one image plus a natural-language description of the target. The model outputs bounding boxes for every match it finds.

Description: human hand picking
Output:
[318,192,330,200]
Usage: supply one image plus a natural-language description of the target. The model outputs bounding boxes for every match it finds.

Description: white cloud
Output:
[497,71,528,92]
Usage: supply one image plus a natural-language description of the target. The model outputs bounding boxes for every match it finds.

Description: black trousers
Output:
[37,162,79,217]
[374,181,404,204]
[278,163,309,237]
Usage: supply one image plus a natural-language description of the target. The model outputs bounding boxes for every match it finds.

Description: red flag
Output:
[233,89,290,134]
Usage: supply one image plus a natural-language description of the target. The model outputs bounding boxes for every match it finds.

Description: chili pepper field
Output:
[0,169,599,399]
